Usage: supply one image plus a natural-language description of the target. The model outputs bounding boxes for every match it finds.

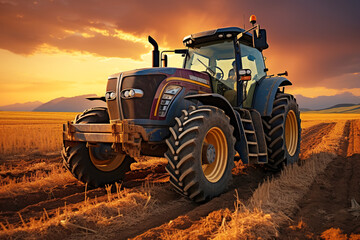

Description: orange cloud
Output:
[0,0,359,105]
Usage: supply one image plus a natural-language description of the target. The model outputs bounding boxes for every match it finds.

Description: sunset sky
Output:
[0,0,359,105]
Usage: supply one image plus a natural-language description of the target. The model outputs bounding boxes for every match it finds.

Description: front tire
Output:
[262,93,301,170]
[61,107,134,187]
[165,106,235,202]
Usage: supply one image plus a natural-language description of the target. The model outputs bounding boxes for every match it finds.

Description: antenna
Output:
[243,14,245,29]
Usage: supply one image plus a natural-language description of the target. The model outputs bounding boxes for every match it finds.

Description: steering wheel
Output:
[197,58,224,80]
[215,66,224,80]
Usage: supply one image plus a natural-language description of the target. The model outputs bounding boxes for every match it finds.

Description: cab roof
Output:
[183,27,253,47]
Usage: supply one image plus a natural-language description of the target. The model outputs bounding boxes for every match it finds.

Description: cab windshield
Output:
[184,40,237,105]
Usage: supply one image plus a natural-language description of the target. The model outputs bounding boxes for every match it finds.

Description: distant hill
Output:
[33,94,106,112]
[322,103,357,110]
[295,92,360,110]
[2,92,360,113]
[300,108,312,112]
[0,101,43,111]
[305,104,360,113]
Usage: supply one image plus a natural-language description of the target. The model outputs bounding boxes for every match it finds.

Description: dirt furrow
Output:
[0,163,169,227]
[108,164,272,240]
[347,119,360,156]
[280,120,360,238]
[131,122,339,239]
[0,154,62,167]
[0,164,263,238]
[123,164,168,188]
[0,122,339,238]
[300,122,336,158]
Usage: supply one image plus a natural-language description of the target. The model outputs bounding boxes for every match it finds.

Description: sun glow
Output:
[0,48,153,105]
[287,87,360,98]
[88,27,147,44]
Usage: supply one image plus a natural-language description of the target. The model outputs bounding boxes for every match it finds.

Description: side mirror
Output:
[239,69,252,81]
[254,29,269,51]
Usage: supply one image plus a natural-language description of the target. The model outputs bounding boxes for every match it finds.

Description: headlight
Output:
[105,91,116,101]
[164,85,182,95]
[110,92,116,99]
[158,85,182,117]
[120,89,144,99]
[129,89,135,97]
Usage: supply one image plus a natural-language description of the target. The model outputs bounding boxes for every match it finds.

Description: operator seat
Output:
[228,68,235,81]
[224,61,237,106]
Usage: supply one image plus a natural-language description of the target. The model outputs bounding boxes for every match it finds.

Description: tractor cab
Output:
[183,26,268,108]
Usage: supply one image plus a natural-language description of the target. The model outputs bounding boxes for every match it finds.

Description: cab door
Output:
[239,44,267,108]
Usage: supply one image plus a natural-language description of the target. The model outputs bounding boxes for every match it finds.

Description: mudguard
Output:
[184,93,241,140]
[252,77,292,116]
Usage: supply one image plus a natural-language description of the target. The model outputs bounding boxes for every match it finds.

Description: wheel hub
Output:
[89,143,125,172]
[206,144,216,164]
[90,143,114,161]
[201,127,228,183]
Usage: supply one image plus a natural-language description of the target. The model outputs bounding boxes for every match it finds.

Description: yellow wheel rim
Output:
[285,110,299,156]
[89,147,125,172]
[201,127,228,183]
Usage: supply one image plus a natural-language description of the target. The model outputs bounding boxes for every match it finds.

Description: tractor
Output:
[62,15,301,202]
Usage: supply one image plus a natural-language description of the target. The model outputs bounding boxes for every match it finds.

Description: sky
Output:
[0,0,359,105]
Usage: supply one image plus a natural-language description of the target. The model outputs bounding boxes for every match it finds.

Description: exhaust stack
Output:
[148,36,159,67]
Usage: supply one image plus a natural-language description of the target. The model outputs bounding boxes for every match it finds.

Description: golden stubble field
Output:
[0,111,359,239]
[0,111,78,157]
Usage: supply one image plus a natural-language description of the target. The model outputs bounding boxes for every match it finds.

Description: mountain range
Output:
[0,92,359,112]
[33,94,106,112]
[0,101,43,111]
[0,94,105,112]
[304,103,360,113]
[295,92,360,110]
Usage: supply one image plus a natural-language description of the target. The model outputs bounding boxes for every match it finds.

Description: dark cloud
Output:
[226,0,360,89]
[265,43,360,89]
[0,0,223,56]
[0,0,150,58]
[0,0,359,89]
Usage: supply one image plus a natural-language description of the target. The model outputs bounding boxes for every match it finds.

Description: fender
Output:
[252,77,292,116]
[184,93,242,141]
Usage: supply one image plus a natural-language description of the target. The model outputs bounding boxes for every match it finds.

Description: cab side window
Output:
[240,44,267,107]
[240,44,266,82]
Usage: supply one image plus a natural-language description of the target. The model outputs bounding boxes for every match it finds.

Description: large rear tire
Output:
[262,93,301,170]
[61,107,134,187]
[165,106,235,202]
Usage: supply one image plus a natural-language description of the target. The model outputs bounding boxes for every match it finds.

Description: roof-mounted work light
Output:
[250,15,257,25]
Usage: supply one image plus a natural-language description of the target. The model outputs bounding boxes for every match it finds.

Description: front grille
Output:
[106,78,120,121]
[121,75,166,119]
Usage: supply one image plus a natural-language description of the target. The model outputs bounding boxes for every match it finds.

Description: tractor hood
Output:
[108,67,211,85]
[106,67,211,121]
[108,67,178,79]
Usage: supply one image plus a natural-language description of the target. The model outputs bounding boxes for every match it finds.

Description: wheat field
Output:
[0,111,78,157]
[0,112,359,239]
[1,111,359,157]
